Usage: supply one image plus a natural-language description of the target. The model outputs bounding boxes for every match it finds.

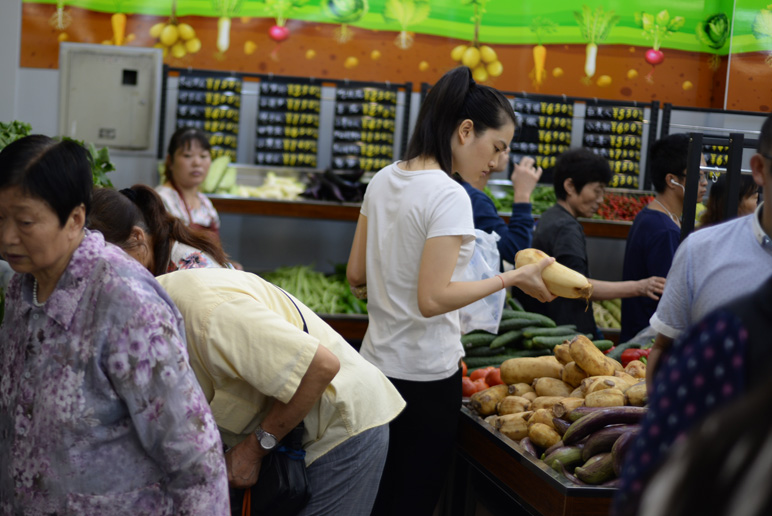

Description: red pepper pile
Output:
[620,348,651,367]
[596,193,654,222]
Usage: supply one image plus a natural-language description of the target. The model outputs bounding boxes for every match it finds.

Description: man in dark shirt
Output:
[520,148,665,335]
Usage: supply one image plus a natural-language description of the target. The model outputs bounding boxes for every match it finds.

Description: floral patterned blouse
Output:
[156,185,220,232]
[167,241,227,273]
[0,230,229,516]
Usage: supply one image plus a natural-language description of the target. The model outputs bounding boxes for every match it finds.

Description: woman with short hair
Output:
[0,135,229,515]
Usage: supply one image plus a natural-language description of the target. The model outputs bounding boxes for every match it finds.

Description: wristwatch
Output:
[254,425,278,451]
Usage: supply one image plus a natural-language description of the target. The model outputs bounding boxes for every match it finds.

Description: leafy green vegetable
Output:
[60,137,116,188]
[262,265,368,315]
[382,0,430,48]
[696,13,729,49]
[752,6,772,40]
[0,121,32,151]
[634,9,684,50]
[574,5,619,45]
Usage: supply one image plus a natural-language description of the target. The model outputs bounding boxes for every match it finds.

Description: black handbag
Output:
[230,422,311,516]
[230,284,313,516]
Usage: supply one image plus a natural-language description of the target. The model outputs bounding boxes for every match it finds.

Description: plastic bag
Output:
[458,229,506,334]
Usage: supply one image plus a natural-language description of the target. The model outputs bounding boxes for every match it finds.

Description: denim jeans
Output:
[297,424,389,516]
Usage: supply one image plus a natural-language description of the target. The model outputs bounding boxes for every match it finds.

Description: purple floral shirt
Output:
[0,231,229,516]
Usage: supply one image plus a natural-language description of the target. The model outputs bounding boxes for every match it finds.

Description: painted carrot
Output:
[532,44,547,86]
[111,12,127,46]
[529,16,556,89]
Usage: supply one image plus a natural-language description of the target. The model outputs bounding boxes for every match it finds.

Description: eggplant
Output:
[564,406,609,422]
[552,417,571,436]
[519,436,538,458]
[612,426,641,476]
[562,407,647,445]
[542,439,565,458]
[581,424,639,461]
[543,446,584,473]
[558,462,587,485]
[574,452,615,485]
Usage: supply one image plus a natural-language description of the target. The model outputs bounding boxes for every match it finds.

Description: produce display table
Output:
[448,407,615,516]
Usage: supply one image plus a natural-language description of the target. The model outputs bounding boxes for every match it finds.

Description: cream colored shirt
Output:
[157,268,405,465]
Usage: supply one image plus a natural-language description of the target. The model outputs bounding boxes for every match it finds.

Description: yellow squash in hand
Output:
[515,248,593,300]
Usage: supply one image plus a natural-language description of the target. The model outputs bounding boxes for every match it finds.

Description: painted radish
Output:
[269,25,290,42]
[645,48,664,66]
[635,10,684,82]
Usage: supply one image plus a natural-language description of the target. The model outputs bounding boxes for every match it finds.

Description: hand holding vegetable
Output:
[504,256,557,304]
[637,276,666,300]
[511,156,543,203]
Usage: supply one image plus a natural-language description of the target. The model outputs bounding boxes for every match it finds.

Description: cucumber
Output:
[504,311,557,327]
[532,334,581,350]
[461,331,497,349]
[463,349,552,369]
[490,330,523,349]
[497,318,543,333]
[606,341,642,362]
[523,325,578,338]
[465,345,505,357]
[591,339,614,352]
[506,297,524,311]
[500,309,523,320]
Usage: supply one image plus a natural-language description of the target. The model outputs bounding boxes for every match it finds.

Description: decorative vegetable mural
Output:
[18,0,772,111]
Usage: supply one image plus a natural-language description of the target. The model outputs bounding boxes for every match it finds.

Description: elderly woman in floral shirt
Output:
[0,135,229,515]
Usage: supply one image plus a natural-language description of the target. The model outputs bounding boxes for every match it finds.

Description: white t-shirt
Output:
[359,163,476,381]
[650,203,772,340]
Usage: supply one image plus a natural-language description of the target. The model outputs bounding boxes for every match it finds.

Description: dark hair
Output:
[649,133,690,193]
[0,135,92,226]
[164,127,212,187]
[88,184,229,275]
[700,173,759,226]
[552,148,612,200]
[404,66,516,175]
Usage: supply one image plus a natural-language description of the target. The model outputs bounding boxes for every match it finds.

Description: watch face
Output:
[259,431,278,450]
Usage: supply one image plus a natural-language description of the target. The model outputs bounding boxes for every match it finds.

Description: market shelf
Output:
[209,195,362,221]
[448,406,615,516]
[210,195,633,240]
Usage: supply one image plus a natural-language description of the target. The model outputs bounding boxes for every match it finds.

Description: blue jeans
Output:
[298,424,389,516]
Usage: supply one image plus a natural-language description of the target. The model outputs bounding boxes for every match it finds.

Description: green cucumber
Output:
[497,318,543,333]
[532,334,582,349]
[461,332,497,349]
[464,348,553,369]
[523,325,578,338]
[504,311,557,328]
[490,330,523,349]
[500,309,523,320]
[506,298,524,311]
[591,339,614,352]
[465,345,505,357]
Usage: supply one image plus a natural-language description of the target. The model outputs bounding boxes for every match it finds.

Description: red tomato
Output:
[461,360,468,377]
[462,377,477,397]
[472,379,489,392]
[485,368,504,386]
[470,366,494,382]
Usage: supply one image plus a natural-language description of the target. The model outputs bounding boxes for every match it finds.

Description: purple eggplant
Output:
[519,436,538,458]
[611,427,641,476]
[581,424,639,461]
[562,407,647,445]
[552,417,571,436]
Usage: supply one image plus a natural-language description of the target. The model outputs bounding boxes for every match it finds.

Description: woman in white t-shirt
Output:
[346,66,556,516]
[89,185,232,274]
